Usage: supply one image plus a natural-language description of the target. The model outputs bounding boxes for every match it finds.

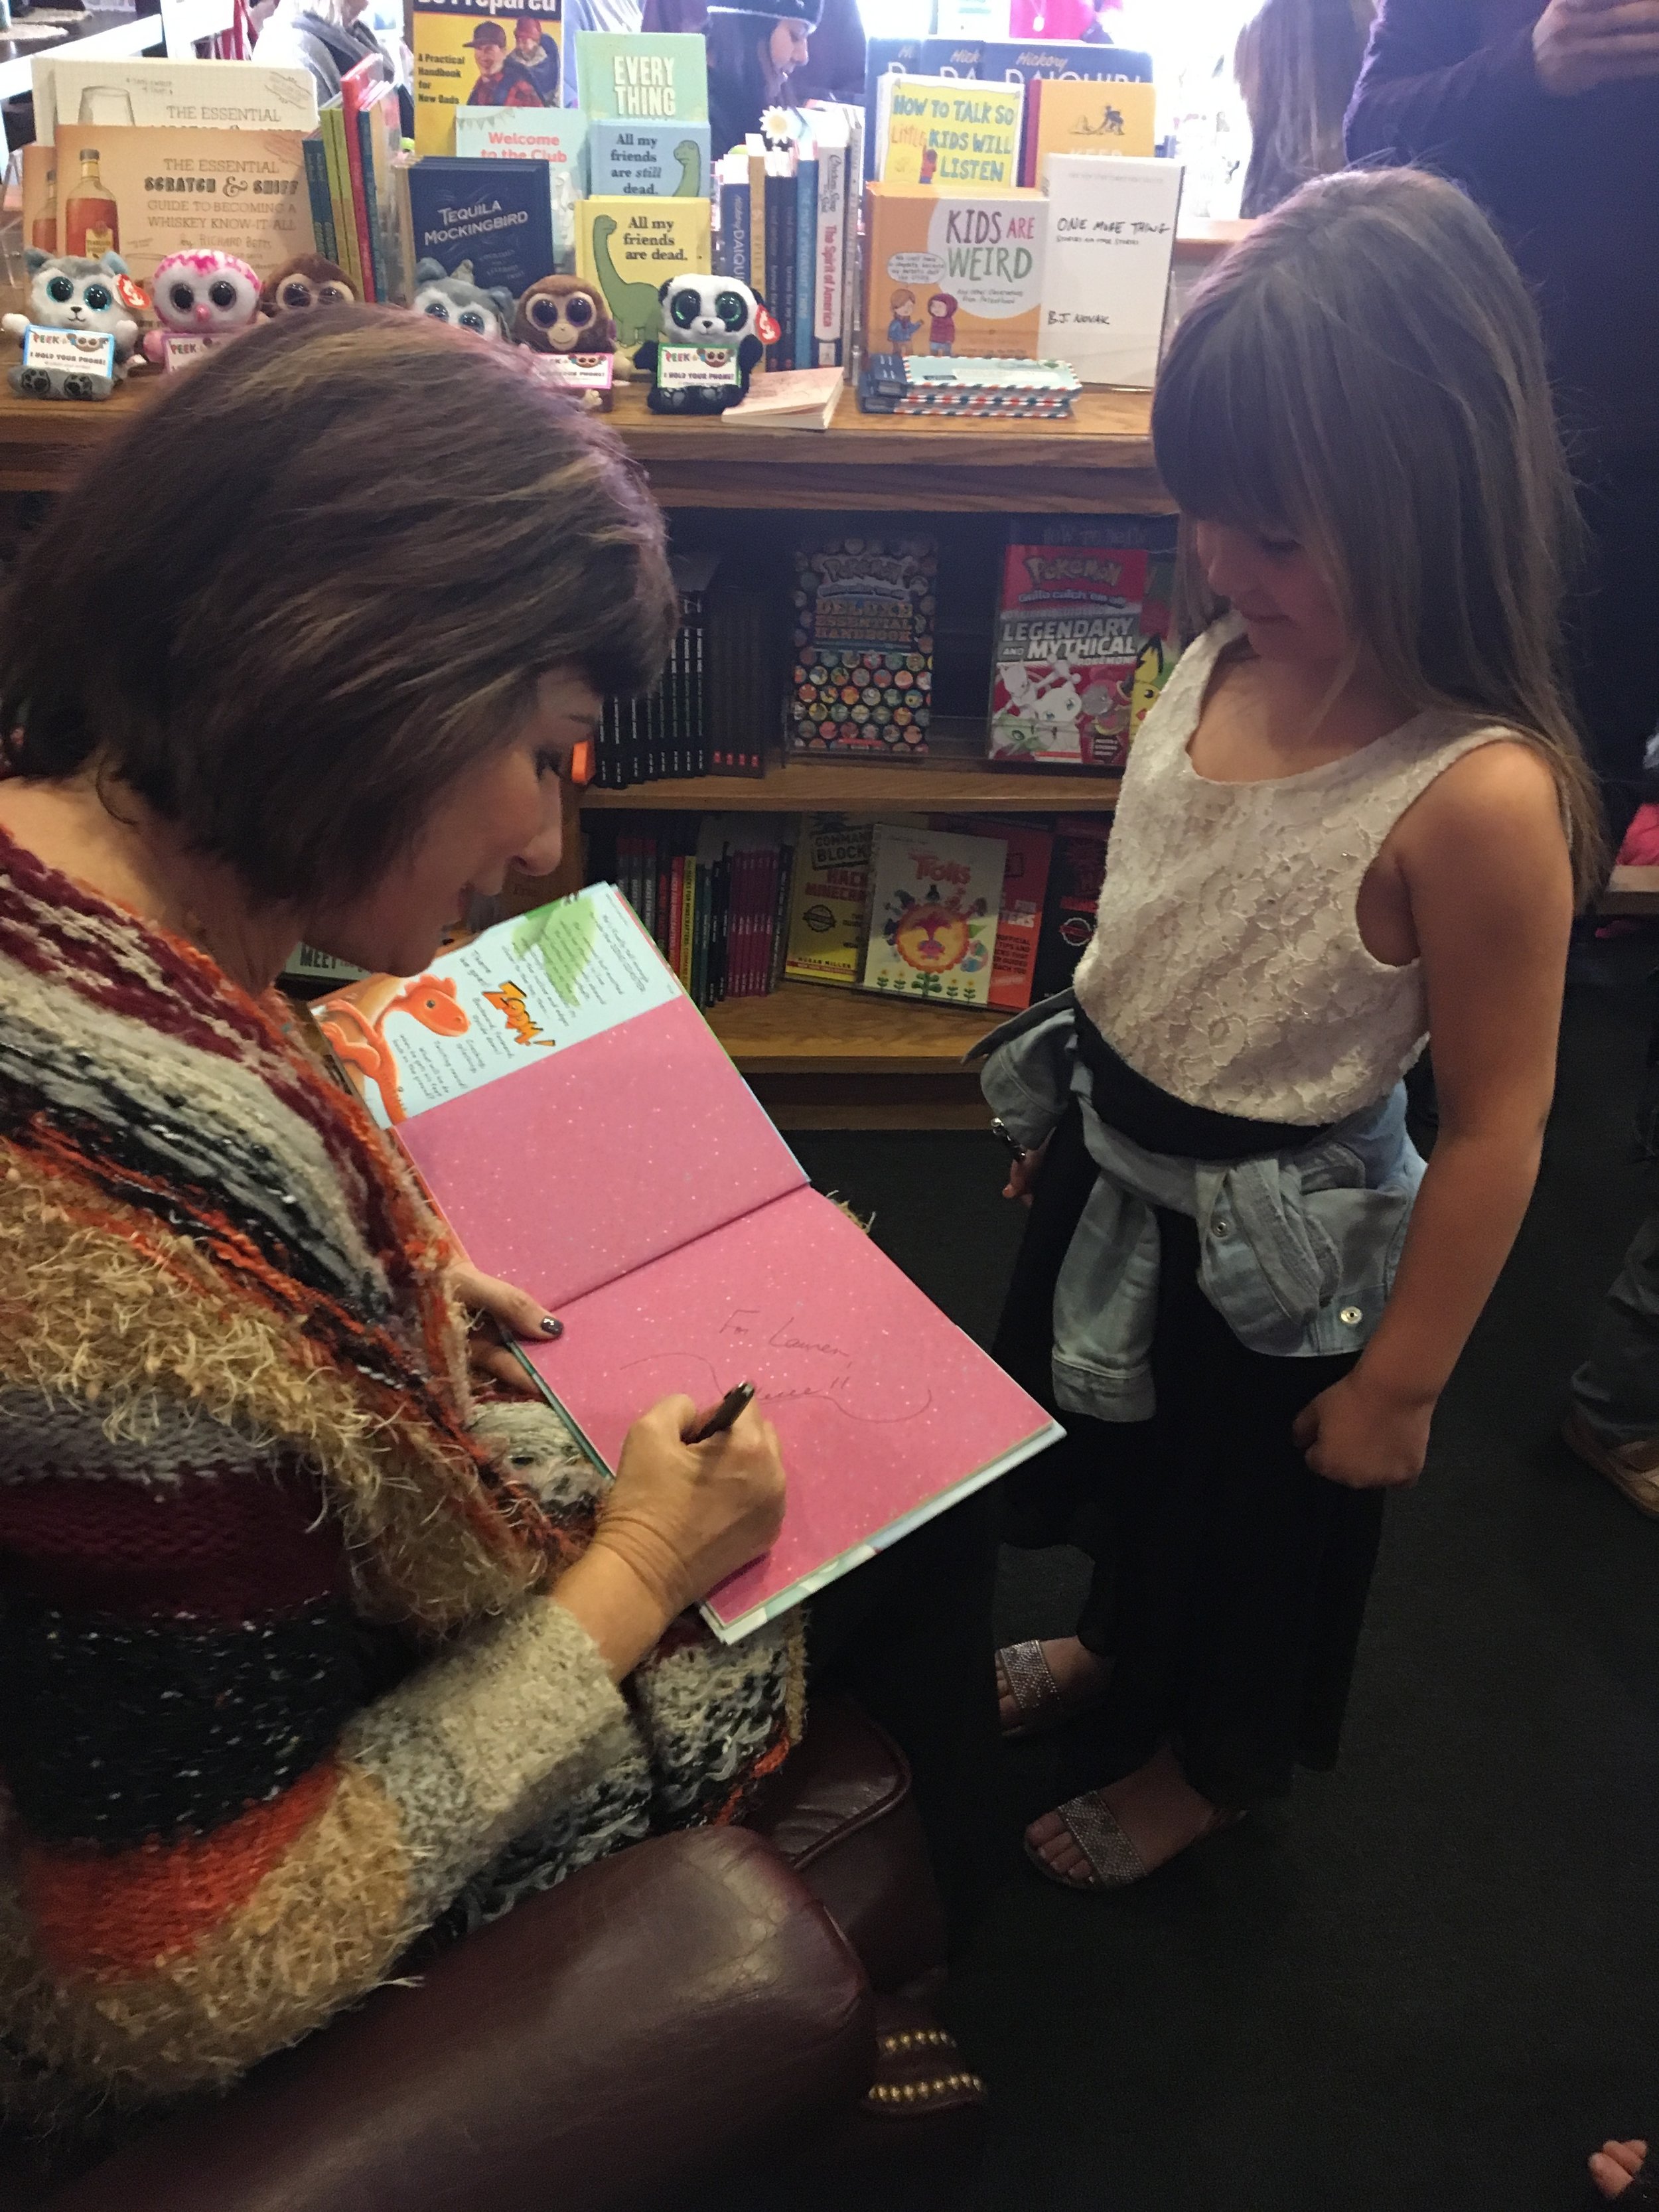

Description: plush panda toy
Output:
[2,250,142,400]
[411,259,516,344]
[634,274,772,416]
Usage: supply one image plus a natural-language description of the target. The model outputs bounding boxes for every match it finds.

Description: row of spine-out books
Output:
[595,563,774,788]
[711,101,865,374]
[587,816,796,1011]
[589,808,1116,1019]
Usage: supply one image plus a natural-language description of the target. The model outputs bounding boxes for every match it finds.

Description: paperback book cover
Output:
[454,103,589,184]
[782,816,874,987]
[933,814,1054,1012]
[877,72,1023,190]
[861,37,1153,178]
[575,32,707,121]
[50,125,310,287]
[312,883,1061,1641]
[590,117,710,194]
[576,194,711,348]
[1038,152,1183,388]
[33,55,319,143]
[988,520,1177,769]
[1021,74,1156,185]
[788,534,936,759]
[860,824,1005,1007]
[413,0,563,159]
[863,181,1046,360]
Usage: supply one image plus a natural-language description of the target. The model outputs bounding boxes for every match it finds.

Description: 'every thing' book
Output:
[311,883,1060,1640]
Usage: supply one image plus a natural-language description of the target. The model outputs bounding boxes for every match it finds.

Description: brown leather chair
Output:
[6,1700,984,2212]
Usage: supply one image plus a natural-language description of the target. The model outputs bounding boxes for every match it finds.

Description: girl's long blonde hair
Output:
[1153,165,1603,902]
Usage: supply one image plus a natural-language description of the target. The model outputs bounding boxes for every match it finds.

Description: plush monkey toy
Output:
[513,274,620,410]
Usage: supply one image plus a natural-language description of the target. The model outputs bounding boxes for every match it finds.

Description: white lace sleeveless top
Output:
[1072,615,1516,1125]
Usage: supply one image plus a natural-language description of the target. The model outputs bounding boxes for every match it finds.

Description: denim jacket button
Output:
[1211,1217,1230,1238]
[1339,1305,1363,1326]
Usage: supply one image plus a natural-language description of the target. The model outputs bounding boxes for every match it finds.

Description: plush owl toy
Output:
[633,274,771,416]
[411,259,516,344]
[2,249,142,400]
[142,251,262,370]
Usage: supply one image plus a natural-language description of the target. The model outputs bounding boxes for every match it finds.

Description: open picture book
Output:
[311,883,1062,1639]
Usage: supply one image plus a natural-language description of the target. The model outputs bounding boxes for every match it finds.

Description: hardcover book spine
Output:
[303,135,338,263]
[764,161,795,372]
[355,107,388,303]
[321,106,363,296]
[793,150,817,372]
[812,138,843,367]
[718,175,750,284]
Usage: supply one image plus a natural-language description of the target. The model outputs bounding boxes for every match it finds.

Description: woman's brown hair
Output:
[0,307,677,906]
[1154,166,1603,901]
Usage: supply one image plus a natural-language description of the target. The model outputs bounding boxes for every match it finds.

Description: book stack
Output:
[589,816,797,1010]
[858,354,1080,418]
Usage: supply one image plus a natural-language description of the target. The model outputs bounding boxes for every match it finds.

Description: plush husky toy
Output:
[411,259,516,344]
[633,273,771,415]
[2,250,141,400]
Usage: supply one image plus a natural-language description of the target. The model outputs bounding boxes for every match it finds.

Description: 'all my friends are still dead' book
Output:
[311,883,1060,1639]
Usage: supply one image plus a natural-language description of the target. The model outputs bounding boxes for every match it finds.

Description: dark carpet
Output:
[790,936,1659,2212]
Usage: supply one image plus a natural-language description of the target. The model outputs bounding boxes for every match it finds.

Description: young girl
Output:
[983,166,1601,1889]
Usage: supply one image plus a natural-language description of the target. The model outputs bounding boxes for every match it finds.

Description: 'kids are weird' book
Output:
[787,534,936,759]
[988,517,1177,770]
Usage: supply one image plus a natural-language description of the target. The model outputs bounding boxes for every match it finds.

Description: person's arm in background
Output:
[1348,0,1659,176]
[1344,0,1548,181]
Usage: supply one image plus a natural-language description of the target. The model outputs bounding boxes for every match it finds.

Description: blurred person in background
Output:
[1236,0,1377,213]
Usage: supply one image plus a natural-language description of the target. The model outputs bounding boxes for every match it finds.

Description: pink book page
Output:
[524,1184,1059,1637]
[397,993,805,1313]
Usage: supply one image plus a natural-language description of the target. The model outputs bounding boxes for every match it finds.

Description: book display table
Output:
[0,376,1169,1128]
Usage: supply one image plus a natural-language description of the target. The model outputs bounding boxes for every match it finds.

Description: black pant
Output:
[808,1487,1001,1938]
[1566,451,1659,847]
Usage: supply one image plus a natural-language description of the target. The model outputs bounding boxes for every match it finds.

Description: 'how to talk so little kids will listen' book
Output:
[311,883,1060,1641]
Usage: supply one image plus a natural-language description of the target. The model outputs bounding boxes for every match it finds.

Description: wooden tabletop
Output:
[0,370,1166,511]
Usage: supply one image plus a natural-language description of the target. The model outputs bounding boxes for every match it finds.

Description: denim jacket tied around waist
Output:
[977,998,1426,1426]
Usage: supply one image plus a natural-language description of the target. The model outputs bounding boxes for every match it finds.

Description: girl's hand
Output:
[594,1394,786,1616]
[1292,1372,1433,1490]
[1003,1133,1052,1207]
[449,1260,557,1396]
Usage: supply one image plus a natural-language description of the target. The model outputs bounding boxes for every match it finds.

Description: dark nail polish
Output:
[540,1316,563,1339]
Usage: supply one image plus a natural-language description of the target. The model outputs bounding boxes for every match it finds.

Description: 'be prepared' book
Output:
[311,883,1059,1639]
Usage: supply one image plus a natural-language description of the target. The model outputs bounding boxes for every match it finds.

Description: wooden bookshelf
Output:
[0,364,1165,1126]
[0,376,1163,512]
[581,755,1121,815]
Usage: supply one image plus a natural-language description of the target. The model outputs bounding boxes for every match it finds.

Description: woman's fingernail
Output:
[540,1316,563,1338]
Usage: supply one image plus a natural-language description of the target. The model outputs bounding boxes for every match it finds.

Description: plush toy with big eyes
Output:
[2,249,142,400]
[513,274,620,409]
[411,258,516,343]
[142,251,261,370]
[633,273,771,416]
[260,255,358,318]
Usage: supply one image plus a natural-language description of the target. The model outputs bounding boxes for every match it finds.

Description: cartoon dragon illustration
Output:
[314,974,469,1124]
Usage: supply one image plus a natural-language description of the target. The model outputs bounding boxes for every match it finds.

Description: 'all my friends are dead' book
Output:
[311,883,1060,1640]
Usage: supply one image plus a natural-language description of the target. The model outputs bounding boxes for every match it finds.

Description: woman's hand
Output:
[449,1260,557,1396]
[1292,1371,1433,1490]
[591,1394,786,1618]
[1003,1133,1052,1207]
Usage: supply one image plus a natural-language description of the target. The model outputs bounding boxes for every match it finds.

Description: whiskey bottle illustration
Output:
[64,147,119,259]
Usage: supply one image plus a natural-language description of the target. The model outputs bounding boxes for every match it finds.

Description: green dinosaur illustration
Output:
[673,137,701,195]
[589,213,664,348]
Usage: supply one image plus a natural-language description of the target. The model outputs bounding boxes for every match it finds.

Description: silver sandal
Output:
[995,1639,1110,1741]
[1025,1793,1243,1892]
